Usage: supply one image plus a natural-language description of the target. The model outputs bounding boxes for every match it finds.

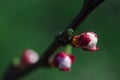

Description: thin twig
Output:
[3,0,105,80]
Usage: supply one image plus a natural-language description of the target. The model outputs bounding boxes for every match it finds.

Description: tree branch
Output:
[3,0,105,80]
[66,0,105,30]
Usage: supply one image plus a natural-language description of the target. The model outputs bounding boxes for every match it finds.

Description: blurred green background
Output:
[0,0,120,80]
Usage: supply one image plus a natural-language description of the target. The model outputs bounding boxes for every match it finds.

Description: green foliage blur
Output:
[0,0,120,80]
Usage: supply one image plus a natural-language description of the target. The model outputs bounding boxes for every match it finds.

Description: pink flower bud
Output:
[21,49,39,65]
[52,52,75,71]
[72,32,98,51]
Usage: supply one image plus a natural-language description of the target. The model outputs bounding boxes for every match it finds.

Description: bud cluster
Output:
[14,31,99,72]
[49,31,99,71]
